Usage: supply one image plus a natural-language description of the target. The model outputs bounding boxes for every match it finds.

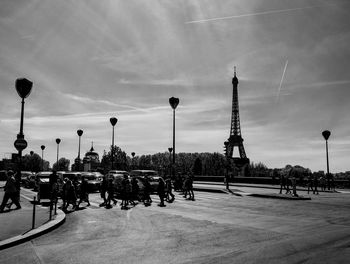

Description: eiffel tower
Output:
[224,67,249,168]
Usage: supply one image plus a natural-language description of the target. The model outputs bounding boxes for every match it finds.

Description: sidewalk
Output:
[0,186,65,250]
[193,182,312,200]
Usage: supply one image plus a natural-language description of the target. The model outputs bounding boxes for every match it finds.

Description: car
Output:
[0,170,7,181]
[81,172,101,193]
[23,174,37,189]
[20,171,34,185]
[108,170,129,177]
[34,172,52,200]
[129,170,161,193]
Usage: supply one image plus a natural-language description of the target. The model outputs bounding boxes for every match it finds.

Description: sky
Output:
[0,0,350,173]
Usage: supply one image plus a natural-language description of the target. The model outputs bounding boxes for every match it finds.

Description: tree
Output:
[53,157,70,171]
[100,146,129,171]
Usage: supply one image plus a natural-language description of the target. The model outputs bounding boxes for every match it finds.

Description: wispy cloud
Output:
[185,4,336,24]
[276,60,288,103]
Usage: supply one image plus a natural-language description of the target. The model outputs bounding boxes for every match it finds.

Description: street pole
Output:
[77,129,83,171]
[41,145,45,171]
[56,138,61,171]
[14,78,32,192]
[169,97,179,179]
[322,130,331,190]
[110,117,118,171]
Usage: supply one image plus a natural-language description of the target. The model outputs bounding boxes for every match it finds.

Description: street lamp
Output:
[41,145,45,171]
[168,147,173,177]
[169,97,179,179]
[110,117,118,170]
[77,129,83,171]
[131,152,135,170]
[55,138,61,171]
[322,130,331,190]
[30,151,34,173]
[14,78,32,187]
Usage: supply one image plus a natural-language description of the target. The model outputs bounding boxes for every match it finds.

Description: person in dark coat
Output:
[165,177,175,202]
[143,176,152,206]
[77,176,90,207]
[157,177,166,207]
[63,179,77,211]
[107,177,117,208]
[0,171,21,212]
[131,177,140,203]
[99,176,108,207]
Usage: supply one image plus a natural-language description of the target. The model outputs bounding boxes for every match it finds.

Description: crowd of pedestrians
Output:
[50,171,196,212]
[278,169,336,196]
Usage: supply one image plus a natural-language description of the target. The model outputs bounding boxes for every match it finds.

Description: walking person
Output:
[157,177,166,207]
[106,177,117,208]
[307,173,314,194]
[143,176,152,206]
[77,176,90,208]
[0,171,21,212]
[279,174,286,194]
[131,177,140,204]
[99,176,108,207]
[183,175,189,198]
[187,173,195,201]
[63,178,77,212]
[313,173,319,195]
[165,177,175,203]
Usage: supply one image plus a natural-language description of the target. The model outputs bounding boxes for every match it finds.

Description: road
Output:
[1,187,349,264]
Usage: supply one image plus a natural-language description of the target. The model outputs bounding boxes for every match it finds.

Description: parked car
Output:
[20,171,34,185]
[0,170,7,181]
[34,172,52,201]
[23,174,37,189]
[129,170,161,193]
[81,172,100,193]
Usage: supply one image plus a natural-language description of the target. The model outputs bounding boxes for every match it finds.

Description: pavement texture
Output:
[0,184,65,250]
[0,187,348,264]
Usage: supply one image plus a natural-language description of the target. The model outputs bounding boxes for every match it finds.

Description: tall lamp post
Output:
[77,129,83,171]
[110,117,118,170]
[131,152,135,170]
[30,151,34,173]
[322,130,331,190]
[169,97,179,179]
[41,145,45,171]
[14,78,32,189]
[55,138,61,171]
[168,147,173,177]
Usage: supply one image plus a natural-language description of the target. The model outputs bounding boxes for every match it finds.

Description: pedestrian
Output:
[182,176,189,198]
[313,173,319,195]
[187,173,195,201]
[143,176,152,206]
[99,176,108,207]
[107,177,117,208]
[279,174,286,194]
[49,171,58,213]
[63,178,77,211]
[307,173,314,194]
[165,177,175,203]
[0,171,21,212]
[157,177,166,207]
[131,177,140,203]
[77,176,90,208]
[60,178,67,209]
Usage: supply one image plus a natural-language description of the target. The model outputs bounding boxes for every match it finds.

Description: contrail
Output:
[186,5,326,24]
[276,60,288,103]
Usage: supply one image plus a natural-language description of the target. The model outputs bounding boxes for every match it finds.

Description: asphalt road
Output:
[1,187,349,264]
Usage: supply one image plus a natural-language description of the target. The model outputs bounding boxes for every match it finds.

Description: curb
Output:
[0,209,66,250]
[247,193,311,200]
